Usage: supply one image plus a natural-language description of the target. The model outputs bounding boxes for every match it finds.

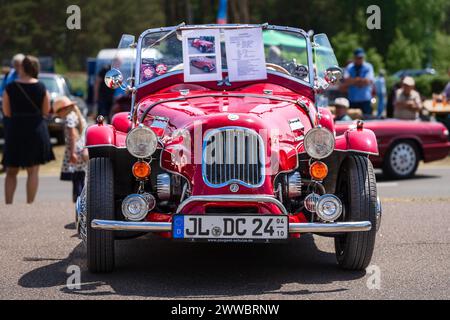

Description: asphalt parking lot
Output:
[0,165,449,300]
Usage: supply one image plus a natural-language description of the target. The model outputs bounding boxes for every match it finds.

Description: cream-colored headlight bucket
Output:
[304,127,335,159]
[126,126,158,158]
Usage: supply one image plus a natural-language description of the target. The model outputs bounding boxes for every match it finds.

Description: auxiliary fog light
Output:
[316,194,343,222]
[122,194,150,221]
[304,193,320,213]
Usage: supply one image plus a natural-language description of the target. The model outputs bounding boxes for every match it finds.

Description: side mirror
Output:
[324,66,343,85]
[104,68,123,90]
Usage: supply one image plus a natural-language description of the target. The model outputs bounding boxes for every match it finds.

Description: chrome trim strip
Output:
[92,220,172,232]
[297,149,380,156]
[85,144,127,149]
[91,219,371,233]
[289,221,372,233]
[176,195,288,215]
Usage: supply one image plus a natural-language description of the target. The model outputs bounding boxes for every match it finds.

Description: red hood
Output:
[138,92,314,135]
[137,90,316,195]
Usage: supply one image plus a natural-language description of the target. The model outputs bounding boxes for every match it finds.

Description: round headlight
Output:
[126,126,158,159]
[304,127,335,159]
[122,194,149,221]
[316,194,343,222]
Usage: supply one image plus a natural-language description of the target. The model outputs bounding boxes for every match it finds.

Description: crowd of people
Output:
[329,47,449,123]
[1,54,89,204]
[1,54,126,205]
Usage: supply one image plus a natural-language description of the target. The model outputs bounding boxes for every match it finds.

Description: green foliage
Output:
[432,32,450,74]
[365,48,384,75]
[386,29,423,73]
[331,32,384,74]
[65,72,87,97]
[0,0,448,74]
[331,32,362,66]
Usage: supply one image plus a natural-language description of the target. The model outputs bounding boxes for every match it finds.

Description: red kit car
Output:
[335,120,450,179]
[190,57,216,72]
[78,25,382,273]
[191,38,214,53]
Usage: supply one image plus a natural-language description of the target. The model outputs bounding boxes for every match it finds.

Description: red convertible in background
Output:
[336,120,450,179]
[191,38,214,53]
[190,57,216,72]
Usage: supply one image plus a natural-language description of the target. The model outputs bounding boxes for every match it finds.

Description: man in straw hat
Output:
[393,76,423,120]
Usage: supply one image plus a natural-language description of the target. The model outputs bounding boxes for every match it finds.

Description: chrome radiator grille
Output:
[203,127,265,187]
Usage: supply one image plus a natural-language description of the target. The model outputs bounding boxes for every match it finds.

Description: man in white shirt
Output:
[394,77,423,120]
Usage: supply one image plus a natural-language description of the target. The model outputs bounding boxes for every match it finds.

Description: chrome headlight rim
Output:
[304,127,335,160]
[121,194,149,222]
[316,194,343,222]
[126,126,158,159]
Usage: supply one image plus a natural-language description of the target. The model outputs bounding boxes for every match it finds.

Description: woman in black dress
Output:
[2,55,55,204]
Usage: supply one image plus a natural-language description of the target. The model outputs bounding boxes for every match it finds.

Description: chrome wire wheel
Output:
[389,142,417,176]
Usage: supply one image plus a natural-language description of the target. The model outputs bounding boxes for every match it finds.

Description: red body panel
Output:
[335,120,450,167]
[111,112,132,133]
[86,74,386,231]
[139,83,316,196]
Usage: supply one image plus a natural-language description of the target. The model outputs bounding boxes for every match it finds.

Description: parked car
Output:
[78,24,382,273]
[191,38,214,53]
[336,119,450,179]
[39,73,88,144]
[190,57,216,72]
[393,68,436,79]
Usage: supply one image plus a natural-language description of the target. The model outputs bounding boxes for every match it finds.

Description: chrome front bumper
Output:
[91,219,372,233]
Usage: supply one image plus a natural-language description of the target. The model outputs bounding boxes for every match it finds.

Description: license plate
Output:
[172,215,288,242]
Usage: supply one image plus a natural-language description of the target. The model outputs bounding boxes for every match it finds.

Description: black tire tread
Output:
[87,158,115,273]
[336,155,377,270]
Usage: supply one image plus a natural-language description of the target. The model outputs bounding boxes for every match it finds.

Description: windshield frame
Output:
[134,24,315,90]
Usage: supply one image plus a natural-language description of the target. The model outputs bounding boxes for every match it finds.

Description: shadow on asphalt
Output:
[64,222,76,230]
[18,234,365,298]
[375,173,441,182]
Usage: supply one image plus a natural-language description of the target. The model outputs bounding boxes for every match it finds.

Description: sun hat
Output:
[332,97,350,108]
[402,76,415,87]
[53,96,77,113]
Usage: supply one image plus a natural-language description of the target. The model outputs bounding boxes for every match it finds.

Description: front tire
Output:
[383,141,419,179]
[335,155,378,270]
[86,158,115,273]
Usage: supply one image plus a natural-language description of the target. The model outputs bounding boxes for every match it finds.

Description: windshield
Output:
[137,26,311,86]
